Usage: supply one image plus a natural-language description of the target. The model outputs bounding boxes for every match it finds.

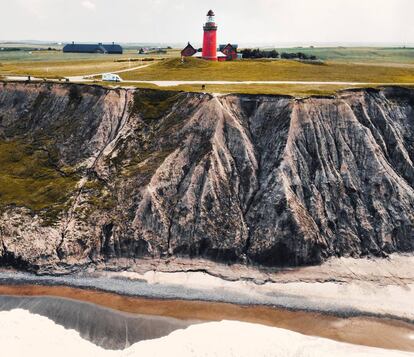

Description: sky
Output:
[1,0,413,46]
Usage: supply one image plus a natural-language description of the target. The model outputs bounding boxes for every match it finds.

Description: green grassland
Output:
[0,58,132,78]
[274,47,414,63]
[1,47,414,95]
[0,48,180,63]
[0,49,179,78]
[120,57,414,83]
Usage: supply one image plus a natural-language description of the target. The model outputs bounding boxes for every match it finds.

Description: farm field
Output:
[0,48,177,78]
[0,46,180,62]
[1,46,414,95]
[0,58,135,78]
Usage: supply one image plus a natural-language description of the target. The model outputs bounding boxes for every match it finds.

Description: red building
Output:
[202,10,218,61]
[220,44,238,60]
[181,42,197,57]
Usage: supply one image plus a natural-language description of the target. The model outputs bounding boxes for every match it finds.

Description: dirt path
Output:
[67,63,152,81]
[3,63,152,82]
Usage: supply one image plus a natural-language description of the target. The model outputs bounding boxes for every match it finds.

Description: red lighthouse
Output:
[202,10,218,61]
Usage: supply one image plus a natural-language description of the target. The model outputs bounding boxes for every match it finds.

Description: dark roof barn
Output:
[63,42,123,54]
[219,44,238,60]
[181,42,197,57]
[219,44,238,51]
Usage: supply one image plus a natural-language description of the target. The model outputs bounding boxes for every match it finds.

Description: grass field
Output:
[0,48,180,63]
[0,49,178,78]
[1,47,414,95]
[0,58,135,78]
[273,47,414,63]
[119,57,414,83]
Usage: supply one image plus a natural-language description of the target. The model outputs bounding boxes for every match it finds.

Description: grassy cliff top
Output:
[2,47,414,96]
[121,57,414,83]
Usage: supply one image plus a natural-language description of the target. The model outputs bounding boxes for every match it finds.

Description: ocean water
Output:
[0,295,193,350]
[1,308,412,357]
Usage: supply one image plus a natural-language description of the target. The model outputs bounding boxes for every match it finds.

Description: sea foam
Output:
[0,309,412,357]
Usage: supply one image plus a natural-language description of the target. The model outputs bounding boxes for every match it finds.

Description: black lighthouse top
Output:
[204,9,217,30]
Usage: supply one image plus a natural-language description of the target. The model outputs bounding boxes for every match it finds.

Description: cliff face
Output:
[0,81,413,272]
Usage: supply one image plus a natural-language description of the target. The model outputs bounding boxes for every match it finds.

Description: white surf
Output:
[1,309,412,357]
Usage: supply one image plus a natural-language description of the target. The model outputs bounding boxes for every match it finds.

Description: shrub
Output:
[241,48,280,59]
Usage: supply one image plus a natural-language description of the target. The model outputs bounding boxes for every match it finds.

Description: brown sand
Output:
[0,284,413,352]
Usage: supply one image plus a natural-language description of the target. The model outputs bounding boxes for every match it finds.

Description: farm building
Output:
[63,42,123,54]
[181,42,197,57]
[219,44,238,60]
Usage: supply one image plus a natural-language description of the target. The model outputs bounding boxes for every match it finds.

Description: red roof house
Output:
[219,44,238,60]
[181,42,197,57]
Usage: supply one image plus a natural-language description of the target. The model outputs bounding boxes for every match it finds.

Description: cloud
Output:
[81,0,96,10]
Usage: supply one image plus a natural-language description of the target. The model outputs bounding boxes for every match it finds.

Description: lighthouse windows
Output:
[206,15,215,24]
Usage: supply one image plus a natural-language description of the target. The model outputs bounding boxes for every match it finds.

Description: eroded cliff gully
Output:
[0,81,413,272]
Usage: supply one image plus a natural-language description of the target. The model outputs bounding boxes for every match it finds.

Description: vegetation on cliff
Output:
[0,139,79,223]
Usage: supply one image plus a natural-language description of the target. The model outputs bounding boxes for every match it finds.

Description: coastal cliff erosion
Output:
[0,81,413,272]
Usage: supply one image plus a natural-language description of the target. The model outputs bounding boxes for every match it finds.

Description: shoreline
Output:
[1,255,414,352]
[1,283,414,352]
[1,254,414,321]
[1,276,414,325]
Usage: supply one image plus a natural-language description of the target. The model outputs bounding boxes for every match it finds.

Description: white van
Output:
[102,73,122,82]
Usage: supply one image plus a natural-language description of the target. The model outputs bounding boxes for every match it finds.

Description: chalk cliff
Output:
[0,81,413,272]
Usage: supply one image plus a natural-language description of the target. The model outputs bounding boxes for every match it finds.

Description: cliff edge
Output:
[0,81,413,272]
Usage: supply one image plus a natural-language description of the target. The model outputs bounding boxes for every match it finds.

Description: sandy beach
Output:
[0,255,413,353]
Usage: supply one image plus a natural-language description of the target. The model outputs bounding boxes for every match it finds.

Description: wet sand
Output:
[0,295,194,350]
[0,284,413,352]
